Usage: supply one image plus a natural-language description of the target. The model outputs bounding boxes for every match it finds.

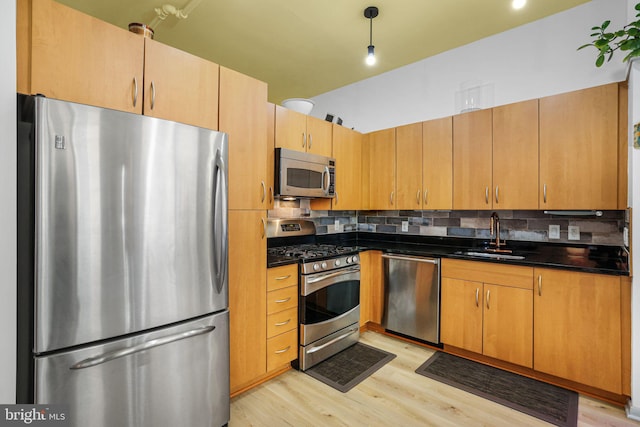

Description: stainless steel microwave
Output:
[275,148,335,198]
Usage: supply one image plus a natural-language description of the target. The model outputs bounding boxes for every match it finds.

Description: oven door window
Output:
[301,279,359,325]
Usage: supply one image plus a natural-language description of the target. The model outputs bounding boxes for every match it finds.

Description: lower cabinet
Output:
[533,268,622,394]
[359,250,384,326]
[266,264,299,372]
[441,259,533,368]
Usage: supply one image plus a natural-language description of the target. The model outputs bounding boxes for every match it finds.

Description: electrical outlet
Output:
[334,219,343,233]
[548,224,560,239]
[401,221,409,232]
[568,225,580,241]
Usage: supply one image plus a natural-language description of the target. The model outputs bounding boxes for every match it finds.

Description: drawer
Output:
[267,329,297,372]
[267,285,297,314]
[441,259,533,289]
[267,307,298,338]
[267,264,298,291]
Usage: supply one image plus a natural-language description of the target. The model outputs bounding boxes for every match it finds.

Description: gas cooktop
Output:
[268,244,359,261]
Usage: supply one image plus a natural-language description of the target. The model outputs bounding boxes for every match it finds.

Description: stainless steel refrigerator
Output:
[17,95,230,427]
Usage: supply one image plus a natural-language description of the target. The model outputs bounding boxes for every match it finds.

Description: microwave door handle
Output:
[322,166,330,195]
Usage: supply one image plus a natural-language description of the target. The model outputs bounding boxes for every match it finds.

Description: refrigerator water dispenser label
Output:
[54,135,65,150]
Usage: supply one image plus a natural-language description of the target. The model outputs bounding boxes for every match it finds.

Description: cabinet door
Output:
[219,67,268,210]
[539,84,618,209]
[440,278,483,354]
[229,210,267,392]
[453,109,493,209]
[266,103,276,209]
[423,117,453,210]
[396,123,423,209]
[332,125,362,210]
[492,100,539,209]
[143,39,219,130]
[367,128,396,210]
[306,116,332,157]
[533,268,622,393]
[275,106,307,152]
[482,284,532,368]
[28,0,144,113]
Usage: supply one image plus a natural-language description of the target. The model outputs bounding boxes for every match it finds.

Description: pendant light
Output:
[364,6,379,66]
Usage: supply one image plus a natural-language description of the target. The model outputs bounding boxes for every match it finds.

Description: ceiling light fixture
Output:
[512,0,527,10]
[364,6,379,66]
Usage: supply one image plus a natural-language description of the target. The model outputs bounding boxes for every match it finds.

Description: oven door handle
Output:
[302,266,360,296]
[306,266,360,284]
[306,326,359,355]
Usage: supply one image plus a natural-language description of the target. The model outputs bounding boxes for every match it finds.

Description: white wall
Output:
[311,0,627,133]
[1,0,17,404]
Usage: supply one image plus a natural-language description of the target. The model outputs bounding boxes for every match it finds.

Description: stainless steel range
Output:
[267,219,361,371]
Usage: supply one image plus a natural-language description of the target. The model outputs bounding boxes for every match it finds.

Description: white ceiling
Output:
[57,0,591,105]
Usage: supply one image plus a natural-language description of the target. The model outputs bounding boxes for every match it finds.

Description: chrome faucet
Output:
[489,212,508,251]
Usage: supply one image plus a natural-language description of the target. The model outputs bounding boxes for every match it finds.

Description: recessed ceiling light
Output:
[512,0,526,10]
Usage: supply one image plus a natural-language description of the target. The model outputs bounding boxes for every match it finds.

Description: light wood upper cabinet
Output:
[441,259,533,368]
[20,0,144,114]
[492,99,539,209]
[332,125,363,210]
[18,0,220,130]
[266,103,276,210]
[396,123,423,209]
[423,117,453,210]
[142,39,219,130]
[367,128,396,210]
[275,106,332,157]
[229,210,267,393]
[219,67,269,210]
[533,268,622,394]
[453,109,493,209]
[539,84,619,209]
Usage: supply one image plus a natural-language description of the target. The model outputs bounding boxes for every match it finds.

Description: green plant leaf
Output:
[602,20,611,30]
[596,54,605,67]
[577,43,593,50]
[635,2,640,11]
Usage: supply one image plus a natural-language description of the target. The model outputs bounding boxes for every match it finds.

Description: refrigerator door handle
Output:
[213,148,228,294]
[70,326,216,370]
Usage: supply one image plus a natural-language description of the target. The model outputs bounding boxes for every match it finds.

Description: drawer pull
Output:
[275,319,291,327]
[274,346,291,354]
[275,297,291,304]
[275,275,291,281]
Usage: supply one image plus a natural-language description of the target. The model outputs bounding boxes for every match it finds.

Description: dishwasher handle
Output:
[381,253,439,264]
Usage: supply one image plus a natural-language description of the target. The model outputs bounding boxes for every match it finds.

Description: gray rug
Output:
[305,342,396,393]
[416,352,578,427]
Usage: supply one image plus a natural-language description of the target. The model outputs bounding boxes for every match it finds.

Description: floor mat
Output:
[305,342,396,393]
[415,352,578,427]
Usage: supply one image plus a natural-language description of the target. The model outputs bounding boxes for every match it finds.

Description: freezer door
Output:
[35,311,230,427]
[32,97,228,353]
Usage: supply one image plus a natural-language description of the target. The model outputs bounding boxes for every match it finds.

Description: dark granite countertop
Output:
[267,232,629,276]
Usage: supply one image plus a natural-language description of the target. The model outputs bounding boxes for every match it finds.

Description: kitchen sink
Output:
[459,251,525,260]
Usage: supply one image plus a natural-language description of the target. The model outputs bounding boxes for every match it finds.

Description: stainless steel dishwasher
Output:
[381,254,440,344]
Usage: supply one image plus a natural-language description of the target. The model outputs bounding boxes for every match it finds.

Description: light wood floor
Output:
[230,331,639,426]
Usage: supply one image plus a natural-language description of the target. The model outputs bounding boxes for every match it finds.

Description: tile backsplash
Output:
[268,200,626,246]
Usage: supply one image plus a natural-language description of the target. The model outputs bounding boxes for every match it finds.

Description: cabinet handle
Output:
[495,186,499,204]
[275,297,291,304]
[269,186,274,205]
[261,181,266,203]
[416,190,421,205]
[486,289,490,309]
[424,189,428,205]
[309,134,313,149]
[538,275,542,296]
[274,319,291,327]
[302,132,306,148]
[150,81,156,110]
[132,77,138,107]
[485,187,489,204]
[335,191,339,205]
[261,218,266,239]
[275,275,291,281]
[274,346,291,354]
[475,288,479,307]
[390,191,394,206]
[543,184,547,204]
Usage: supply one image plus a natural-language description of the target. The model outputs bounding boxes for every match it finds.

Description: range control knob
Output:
[345,257,352,264]
[335,259,341,267]
[313,263,320,271]
[321,262,328,269]
[352,255,359,263]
